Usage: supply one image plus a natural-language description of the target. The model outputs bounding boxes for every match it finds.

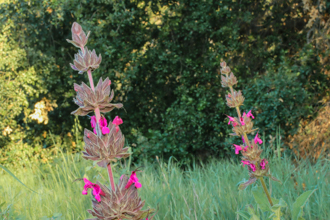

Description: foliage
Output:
[1,147,329,219]
[0,0,330,167]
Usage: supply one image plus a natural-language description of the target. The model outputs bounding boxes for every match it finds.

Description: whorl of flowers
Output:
[86,175,155,220]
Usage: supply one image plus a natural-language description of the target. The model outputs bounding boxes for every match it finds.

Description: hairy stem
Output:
[87,69,116,192]
[107,163,116,192]
[259,176,273,206]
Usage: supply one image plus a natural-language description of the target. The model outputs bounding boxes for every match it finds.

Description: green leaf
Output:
[268,198,287,220]
[246,204,261,220]
[292,189,317,220]
[252,185,279,212]
[236,210,250,220]
[0,164,39,195]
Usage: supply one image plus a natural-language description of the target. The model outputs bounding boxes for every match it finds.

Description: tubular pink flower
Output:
[260,159,268,170]
[243,146,249,152]
[240,116,245,126]
[241,160,250,167]
[90,116,97,128]
[249,164,256,172]
[254,132,263,144]
[242,135,245,143]
[112,116,123,133]
[227,115,235,125]
[233,144,242,154]
[125,171,142,189]
[247,110,254,119]
[82,178,105,202]
[90,115,110,135]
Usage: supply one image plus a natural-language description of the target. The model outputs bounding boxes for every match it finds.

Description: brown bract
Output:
[225,90,244,108]
[70,47,102,74]
[230,115,258,136]
[86,175,155,220]
[82,122,130,168]
[71,77,123,116]
[66,22,90,49]
[221,72,237,88]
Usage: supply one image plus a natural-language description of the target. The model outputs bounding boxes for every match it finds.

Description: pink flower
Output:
[241,160,250,167]
[242,135,245,143]
[82,178,105,202]
[228,93,231,98]
[125,171,142,189]
[90,116,97,128]
[90,115,110,135]
[243,145,249,152]
[246,110,254,119]
[254,132,263,144]
[260,159,268,170]
[233,144,242,154]
[227,115,235,125]
[249,164,256,172]
[112,116,123,133]
[240,116,245,126]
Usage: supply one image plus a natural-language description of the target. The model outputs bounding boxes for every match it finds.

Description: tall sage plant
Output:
[220,61,317,220]
[67,22,156,220]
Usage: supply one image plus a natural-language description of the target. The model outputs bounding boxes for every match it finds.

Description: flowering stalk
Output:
[68,22,155,219]
[220,61,281,207]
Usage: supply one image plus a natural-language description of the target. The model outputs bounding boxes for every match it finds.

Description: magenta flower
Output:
[240,116,245,126]
[123,171,142,189]
[241,160,250,167]
[82,178,105,202]
[246,110,254,119]
[228,93,231,98]
[90,115,110,135]
[112,116,123,133]
[90,116,97,128]
[227,115,235,125]
[249,163,256,172]
[233,144,242,154]
[243,145,249,152]
[260,159,268,170]
[254,132,263,144]
[242,135,245,143]
[99,117,110,134]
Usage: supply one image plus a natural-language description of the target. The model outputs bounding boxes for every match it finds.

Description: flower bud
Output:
[66,22,90,49]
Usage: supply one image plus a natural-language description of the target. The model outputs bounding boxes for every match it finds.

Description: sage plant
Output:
[220,61,316,219]
[67,22,155,220]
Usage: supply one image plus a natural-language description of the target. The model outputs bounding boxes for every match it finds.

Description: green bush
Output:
[0,0,329,167]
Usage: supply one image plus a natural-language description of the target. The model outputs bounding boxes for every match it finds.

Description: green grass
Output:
[1,146,329,220]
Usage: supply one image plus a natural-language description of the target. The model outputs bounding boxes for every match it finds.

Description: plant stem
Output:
[87,68,116,192]
[107,163,116,192]
[259,176,273,206]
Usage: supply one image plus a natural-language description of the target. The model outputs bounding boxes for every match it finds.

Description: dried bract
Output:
[226,90,245,108]
[86,175,155,220]
[231,115,258,136]
[71,77,123,116]
[70,47,102,74]
[82,122,130,168]
[221,72,238,88]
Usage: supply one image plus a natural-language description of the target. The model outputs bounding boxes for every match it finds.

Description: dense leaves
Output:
[0,0,329,167]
